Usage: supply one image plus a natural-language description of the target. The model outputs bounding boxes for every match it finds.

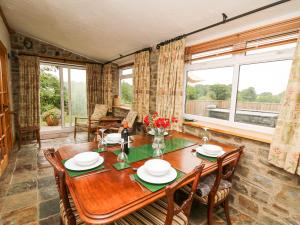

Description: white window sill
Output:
[183,120,273,144]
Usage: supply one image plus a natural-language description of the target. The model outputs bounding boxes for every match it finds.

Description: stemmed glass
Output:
[97,128,107,150]
[117,138,128,165]
[201,127,210,144]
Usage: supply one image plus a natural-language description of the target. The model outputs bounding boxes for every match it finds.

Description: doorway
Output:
[40,63,87,133]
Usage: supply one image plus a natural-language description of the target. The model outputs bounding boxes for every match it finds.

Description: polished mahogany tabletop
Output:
[56,131,237,224]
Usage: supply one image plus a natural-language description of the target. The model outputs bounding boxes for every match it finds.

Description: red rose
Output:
[171,117,178,123]
[144,115,150,126]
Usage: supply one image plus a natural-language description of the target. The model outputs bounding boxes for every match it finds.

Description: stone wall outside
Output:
[183,124,300,225]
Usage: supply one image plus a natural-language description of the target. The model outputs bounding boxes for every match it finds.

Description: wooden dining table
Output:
[56,131,238,225]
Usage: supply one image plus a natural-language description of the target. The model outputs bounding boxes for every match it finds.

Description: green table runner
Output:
[196,153,217,162]
[133,170,185,192]
[62,159,105,177]
[112,138,196,163]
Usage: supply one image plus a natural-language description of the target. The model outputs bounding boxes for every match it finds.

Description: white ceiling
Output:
[1,0,300,63]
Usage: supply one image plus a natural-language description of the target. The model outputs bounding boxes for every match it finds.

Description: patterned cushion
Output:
[59,195,86,225]
[118,111,137,133]
[91,104,108,120]
[114,198,188,225]
[76,121,99,129]
[182,174,232,205]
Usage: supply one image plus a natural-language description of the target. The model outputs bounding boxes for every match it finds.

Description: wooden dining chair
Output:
[182,146,244,225]
[114,163,205,225]
[43,148,84,225]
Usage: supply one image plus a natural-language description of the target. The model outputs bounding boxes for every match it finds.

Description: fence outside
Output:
[185,100,281,115]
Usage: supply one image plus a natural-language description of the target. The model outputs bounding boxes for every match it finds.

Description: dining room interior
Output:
[0,0,300,225]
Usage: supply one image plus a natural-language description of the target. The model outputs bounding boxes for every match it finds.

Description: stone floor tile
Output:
[6,179,37,196]
[37,167,53,178]
[11,170,37,184]
[39,213,60,225]
[37,176,56,189]
[1,190,37,213]
[38,185,59,202]
[39,198,60,219]
[1,206,37,225]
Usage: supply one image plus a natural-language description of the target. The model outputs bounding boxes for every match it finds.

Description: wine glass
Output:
[97,128,107,150]
[117,138,128,165]
[201,127,210,144]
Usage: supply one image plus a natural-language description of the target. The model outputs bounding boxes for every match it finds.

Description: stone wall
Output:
[183,124,300,225]
[10,32,95,133]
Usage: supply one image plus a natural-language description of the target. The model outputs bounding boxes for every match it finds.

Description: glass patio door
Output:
[40,63,87,132]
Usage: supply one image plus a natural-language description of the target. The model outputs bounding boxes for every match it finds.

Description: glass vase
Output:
[152,128,165,158]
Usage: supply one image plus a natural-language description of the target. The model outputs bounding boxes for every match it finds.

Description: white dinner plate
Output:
[137,165,177,184]
[148,130,168,136]
[64,156,104,171]
[104,137,120,144]
[196,146,225,157]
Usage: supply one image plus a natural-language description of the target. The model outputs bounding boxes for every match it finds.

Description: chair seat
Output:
[60,194,86,225]
[182,174,232,205]
[114,198,188,225]
[76,121,99,129]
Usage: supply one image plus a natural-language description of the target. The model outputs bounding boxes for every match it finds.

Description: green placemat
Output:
[196,153,217,162]
[94,148,106,153]
[62,159,105,177]
[113,138,196,163]
[133,170,185,192]
[113,162,131,170]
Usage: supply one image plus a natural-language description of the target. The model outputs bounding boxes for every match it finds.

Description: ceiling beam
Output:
[0,6,14,34]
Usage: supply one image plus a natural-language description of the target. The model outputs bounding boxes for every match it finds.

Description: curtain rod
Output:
[156,0,291,49]
[103,0,291,63]
[104,47,152,65]
[16,53,103,65]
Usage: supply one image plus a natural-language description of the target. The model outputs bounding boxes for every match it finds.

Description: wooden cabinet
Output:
[0,41,13,177]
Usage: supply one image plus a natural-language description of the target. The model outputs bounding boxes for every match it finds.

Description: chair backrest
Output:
[118,110,138,132]
[164,163,205,225]
[91,104,108,120]
[208,146,244,204]
[43,149,76,224]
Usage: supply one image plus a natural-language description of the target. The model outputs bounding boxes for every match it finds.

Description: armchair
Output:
[74,104,108,141]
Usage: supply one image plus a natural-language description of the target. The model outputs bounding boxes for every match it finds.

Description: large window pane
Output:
[235,60,292,127]
[70,68,87,125]
[185,67,233,120]
[120,78,133,105]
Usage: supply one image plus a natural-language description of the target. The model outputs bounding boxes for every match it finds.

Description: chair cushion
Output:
[114,198,188,225]
[118,111,138,133]
[181,174,231,205]
[76,121,98,129]
[59,194,86,225]
[91,104,108,120]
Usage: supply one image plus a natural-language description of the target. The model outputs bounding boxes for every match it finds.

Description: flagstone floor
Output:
[0,132,255,225]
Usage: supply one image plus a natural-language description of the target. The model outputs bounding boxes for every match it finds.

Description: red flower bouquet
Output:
[143,112,177,134]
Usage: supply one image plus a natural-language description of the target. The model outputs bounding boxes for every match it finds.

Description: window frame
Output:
[183,45,295,134]
[119,66,133,107]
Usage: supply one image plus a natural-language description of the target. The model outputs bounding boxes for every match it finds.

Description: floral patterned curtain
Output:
[156,39,185,131]
[86,63,102,116]
[18,56,40,128]
[102,64,113,112]
[268,34,300,175]
[132,51,150,122]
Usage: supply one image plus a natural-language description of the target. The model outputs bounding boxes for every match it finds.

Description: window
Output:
[185,32,296,130]
[236,60,292,127]
[119,67,133,106]
[185,67,233,120]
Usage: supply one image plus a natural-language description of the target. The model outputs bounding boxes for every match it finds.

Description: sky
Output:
[188,59,292,94]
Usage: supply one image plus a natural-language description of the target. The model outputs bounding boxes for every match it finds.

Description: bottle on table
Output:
[121,120,129,155]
